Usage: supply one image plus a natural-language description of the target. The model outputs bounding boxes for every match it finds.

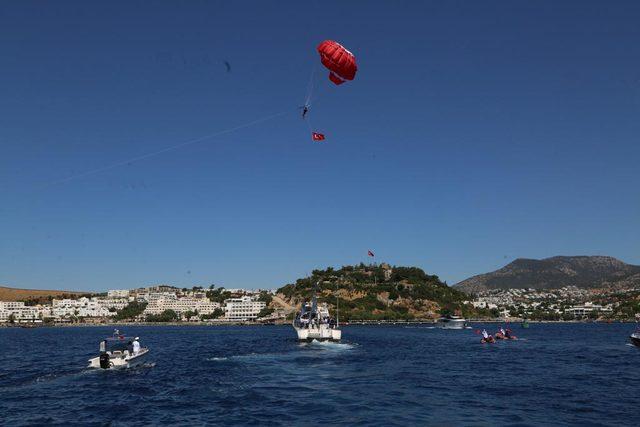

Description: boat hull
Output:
[88,348,149,369]
[294,326,341,341]
[630,333,640,347]
[437,319,467,330]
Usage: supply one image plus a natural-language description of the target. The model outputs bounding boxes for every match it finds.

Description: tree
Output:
[258,307,274,318]
[146,310,179,322]
[206,287,232,304]
[184,309,199,320]
[258,291,273,305]
[200,308,225,320]
[115,301,148,321]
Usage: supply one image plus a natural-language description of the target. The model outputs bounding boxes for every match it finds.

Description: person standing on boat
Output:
[132,337,141,355]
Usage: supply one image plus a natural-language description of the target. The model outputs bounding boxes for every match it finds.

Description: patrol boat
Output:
[293,282,341,341]
[88,330,149,369]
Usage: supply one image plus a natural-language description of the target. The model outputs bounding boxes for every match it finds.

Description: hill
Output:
[275,264,474,320]
[454,256,640,294]
[0,286,88,303]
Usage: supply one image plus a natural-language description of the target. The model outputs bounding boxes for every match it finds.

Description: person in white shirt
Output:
[482,329,489,340]
[132,337,141,355]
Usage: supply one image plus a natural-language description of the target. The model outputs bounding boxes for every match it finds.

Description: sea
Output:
[0,323,638,426]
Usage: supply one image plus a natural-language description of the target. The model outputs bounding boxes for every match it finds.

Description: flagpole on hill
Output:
[368,250,376,287]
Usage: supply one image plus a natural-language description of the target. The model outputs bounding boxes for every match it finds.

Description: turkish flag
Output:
[312,132,325,141]
[368,250,375,257]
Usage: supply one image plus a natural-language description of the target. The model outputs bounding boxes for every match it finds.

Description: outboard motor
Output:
[99,353,110,369]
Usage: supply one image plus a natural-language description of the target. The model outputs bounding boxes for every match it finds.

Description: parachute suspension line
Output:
[304,62,318,107]
[41,110,292,188]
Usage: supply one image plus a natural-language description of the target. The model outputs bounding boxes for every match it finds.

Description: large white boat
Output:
[293,282,341,341]
[437,315,468,330]
[88,330,149,369]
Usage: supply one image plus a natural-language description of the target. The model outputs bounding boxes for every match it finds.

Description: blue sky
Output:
[1,1,639,291]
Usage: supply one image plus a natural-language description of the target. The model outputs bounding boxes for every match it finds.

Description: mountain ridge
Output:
[454,256,640,294]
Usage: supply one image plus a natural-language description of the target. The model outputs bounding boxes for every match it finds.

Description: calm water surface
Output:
[0,323,638,426]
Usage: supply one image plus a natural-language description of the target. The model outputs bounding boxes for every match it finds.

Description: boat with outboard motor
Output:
[88,330,149,369]
[630,332,640,347]
[437,315,467,329]
[293,281,341,341]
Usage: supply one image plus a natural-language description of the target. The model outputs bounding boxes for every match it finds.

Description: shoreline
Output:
[2,319,637,329]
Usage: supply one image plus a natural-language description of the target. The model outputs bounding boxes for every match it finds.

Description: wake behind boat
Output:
[88,330,149,369]
[293,281,341,341]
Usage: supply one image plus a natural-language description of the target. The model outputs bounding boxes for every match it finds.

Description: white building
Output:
[144,297,220,316]
[0,301,40,323]
[107,289,130,298]
[223,296,266,321]
[97,298,130,311]
[565,302,612,317]
[136,292,178,303]
[51,297,112,319]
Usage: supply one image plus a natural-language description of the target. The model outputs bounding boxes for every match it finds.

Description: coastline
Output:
[2,319,636,328]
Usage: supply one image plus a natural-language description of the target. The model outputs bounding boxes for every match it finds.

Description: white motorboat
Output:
[88,330,149,369]
[293,282,341,341]
[437,315,467,330]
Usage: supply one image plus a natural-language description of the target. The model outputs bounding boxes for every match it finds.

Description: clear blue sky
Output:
[1,1,639,291]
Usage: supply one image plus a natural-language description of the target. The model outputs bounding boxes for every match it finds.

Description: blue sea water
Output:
[0,323,638,426]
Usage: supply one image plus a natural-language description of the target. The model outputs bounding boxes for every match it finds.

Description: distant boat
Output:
[436,315,467,330]
[293,281,341,341]
[630,332,640,348]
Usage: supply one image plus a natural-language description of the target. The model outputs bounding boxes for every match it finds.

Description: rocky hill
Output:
[454,256,640,294]
[275,264,473,320]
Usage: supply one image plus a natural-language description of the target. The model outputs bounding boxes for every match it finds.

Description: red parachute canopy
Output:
[317,40,357,85]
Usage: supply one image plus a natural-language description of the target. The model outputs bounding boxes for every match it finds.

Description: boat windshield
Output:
[101,333,136,352]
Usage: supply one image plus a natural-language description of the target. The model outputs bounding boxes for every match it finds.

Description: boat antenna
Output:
[336,281,339,327]
[312,280,318,314]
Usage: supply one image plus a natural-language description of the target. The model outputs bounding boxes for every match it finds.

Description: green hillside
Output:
[277,264,475,321]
